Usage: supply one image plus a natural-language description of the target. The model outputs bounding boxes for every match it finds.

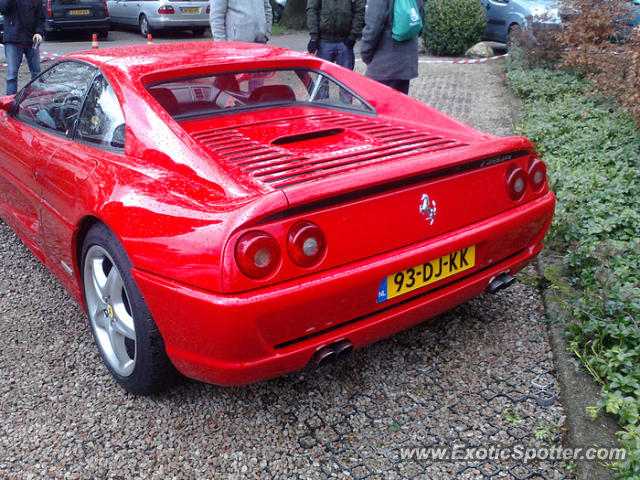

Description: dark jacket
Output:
[0,0,45,45]
[360,0,424,81]
[306,0,365,43]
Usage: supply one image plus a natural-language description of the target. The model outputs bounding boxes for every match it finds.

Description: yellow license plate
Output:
[183,7,199,13]
[377,245,476,302]
[70,9,90,15]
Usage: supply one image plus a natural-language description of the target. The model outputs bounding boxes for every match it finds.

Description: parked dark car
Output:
[44,0,110,39]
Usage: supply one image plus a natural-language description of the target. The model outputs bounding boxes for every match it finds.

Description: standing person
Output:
[306,0,366,71]
[271,0,286,24]
[360,0,424,95]
[0,0,45,95]
[209,0,273,43]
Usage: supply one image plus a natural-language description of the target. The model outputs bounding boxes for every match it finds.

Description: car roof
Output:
[67,42,311,83]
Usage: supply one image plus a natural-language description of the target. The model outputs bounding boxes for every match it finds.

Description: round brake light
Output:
[287,221,326,268]
[235,231,281,279]
[527,157,547,192]
[505,164,527,201]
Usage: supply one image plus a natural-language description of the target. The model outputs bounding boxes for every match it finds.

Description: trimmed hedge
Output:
[422,0,487,56]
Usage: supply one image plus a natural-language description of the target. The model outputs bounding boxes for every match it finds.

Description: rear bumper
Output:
[149,18,209,29]
[45,18,110,32]
[133,192,555,386]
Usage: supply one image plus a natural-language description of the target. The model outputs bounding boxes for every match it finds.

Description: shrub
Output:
[422,0,487,56]
[507,21,564,69]
[557,0,640,124]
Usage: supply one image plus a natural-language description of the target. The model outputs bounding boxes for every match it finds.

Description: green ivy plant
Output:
[507,55,640,477]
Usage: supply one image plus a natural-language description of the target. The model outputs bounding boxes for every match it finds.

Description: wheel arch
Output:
[75,215,105,276]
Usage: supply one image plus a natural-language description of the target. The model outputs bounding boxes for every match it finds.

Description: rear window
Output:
[146,69,374,119]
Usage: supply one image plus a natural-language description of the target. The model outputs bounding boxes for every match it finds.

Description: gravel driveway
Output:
[0,48,572,479]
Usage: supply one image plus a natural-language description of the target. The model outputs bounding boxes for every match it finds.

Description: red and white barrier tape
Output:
[355,53,509,65]
[418,53,509,64]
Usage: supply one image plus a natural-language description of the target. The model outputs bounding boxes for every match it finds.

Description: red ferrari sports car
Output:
[0,42,554,394]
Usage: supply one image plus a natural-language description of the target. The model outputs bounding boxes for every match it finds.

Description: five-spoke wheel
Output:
[84,245,137,377]
[82,223,178,394]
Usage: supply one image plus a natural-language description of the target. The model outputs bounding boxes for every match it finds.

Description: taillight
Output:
[47,0,53,17]
[102,0,108,15]
[158,5,175,14]
[206,5,210,13]
[505,164,527,201]
[287,221,326,268]
[235,231,281,279]
[527,157,547,192]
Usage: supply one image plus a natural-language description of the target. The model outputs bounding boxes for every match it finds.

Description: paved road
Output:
[0,28,310,64]
[0,32,572,479]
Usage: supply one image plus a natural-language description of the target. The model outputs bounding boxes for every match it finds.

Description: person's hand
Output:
[32,33,43,46]
[343,38,355,49]
[307,39,318,54]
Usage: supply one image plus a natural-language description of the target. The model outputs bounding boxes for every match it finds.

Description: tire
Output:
[81,223,179,394]
[506,24,521,51]
[97,30,108,40]
[192,27,206,36]
[139,14,151,37]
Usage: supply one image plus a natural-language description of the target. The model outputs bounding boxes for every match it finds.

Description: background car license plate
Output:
[183,7,199,13]
[377,245,475,302]
[70,9,90,15]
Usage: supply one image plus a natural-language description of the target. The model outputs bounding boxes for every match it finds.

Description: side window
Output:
[76,74,126,150]
[15,61,95,135]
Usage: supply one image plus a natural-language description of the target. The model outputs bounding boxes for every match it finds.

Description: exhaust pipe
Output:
[311,339,353,367]
[311,346,336,366]
[333,339,353,360]
[488,272,515,294]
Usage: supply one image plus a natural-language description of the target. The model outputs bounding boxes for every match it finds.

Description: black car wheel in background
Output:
[44,0,110,40]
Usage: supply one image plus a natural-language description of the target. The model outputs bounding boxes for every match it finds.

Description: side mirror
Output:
[0,95,15,112]
[111,124,126,148]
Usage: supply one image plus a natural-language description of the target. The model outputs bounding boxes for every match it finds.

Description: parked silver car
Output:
[107,0,209,36]
[478,0,560,46]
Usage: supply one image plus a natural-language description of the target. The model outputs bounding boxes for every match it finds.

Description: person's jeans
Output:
[4,43,41,95]
[316,40,355,103]
[317,40,355,71]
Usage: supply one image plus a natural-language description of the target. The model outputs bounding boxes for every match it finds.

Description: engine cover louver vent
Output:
[191,113,468,189]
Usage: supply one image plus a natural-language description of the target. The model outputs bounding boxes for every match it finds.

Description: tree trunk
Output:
[281,0,307,29]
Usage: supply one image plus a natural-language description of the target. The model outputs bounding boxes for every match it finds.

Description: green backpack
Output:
[391,0,423,42]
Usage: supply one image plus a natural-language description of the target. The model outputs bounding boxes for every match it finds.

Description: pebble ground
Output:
[0,45,573,479]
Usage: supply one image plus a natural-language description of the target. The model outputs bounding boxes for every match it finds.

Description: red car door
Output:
[40,72,126,284]
[0,114,55,254]
[0,60,98,265]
